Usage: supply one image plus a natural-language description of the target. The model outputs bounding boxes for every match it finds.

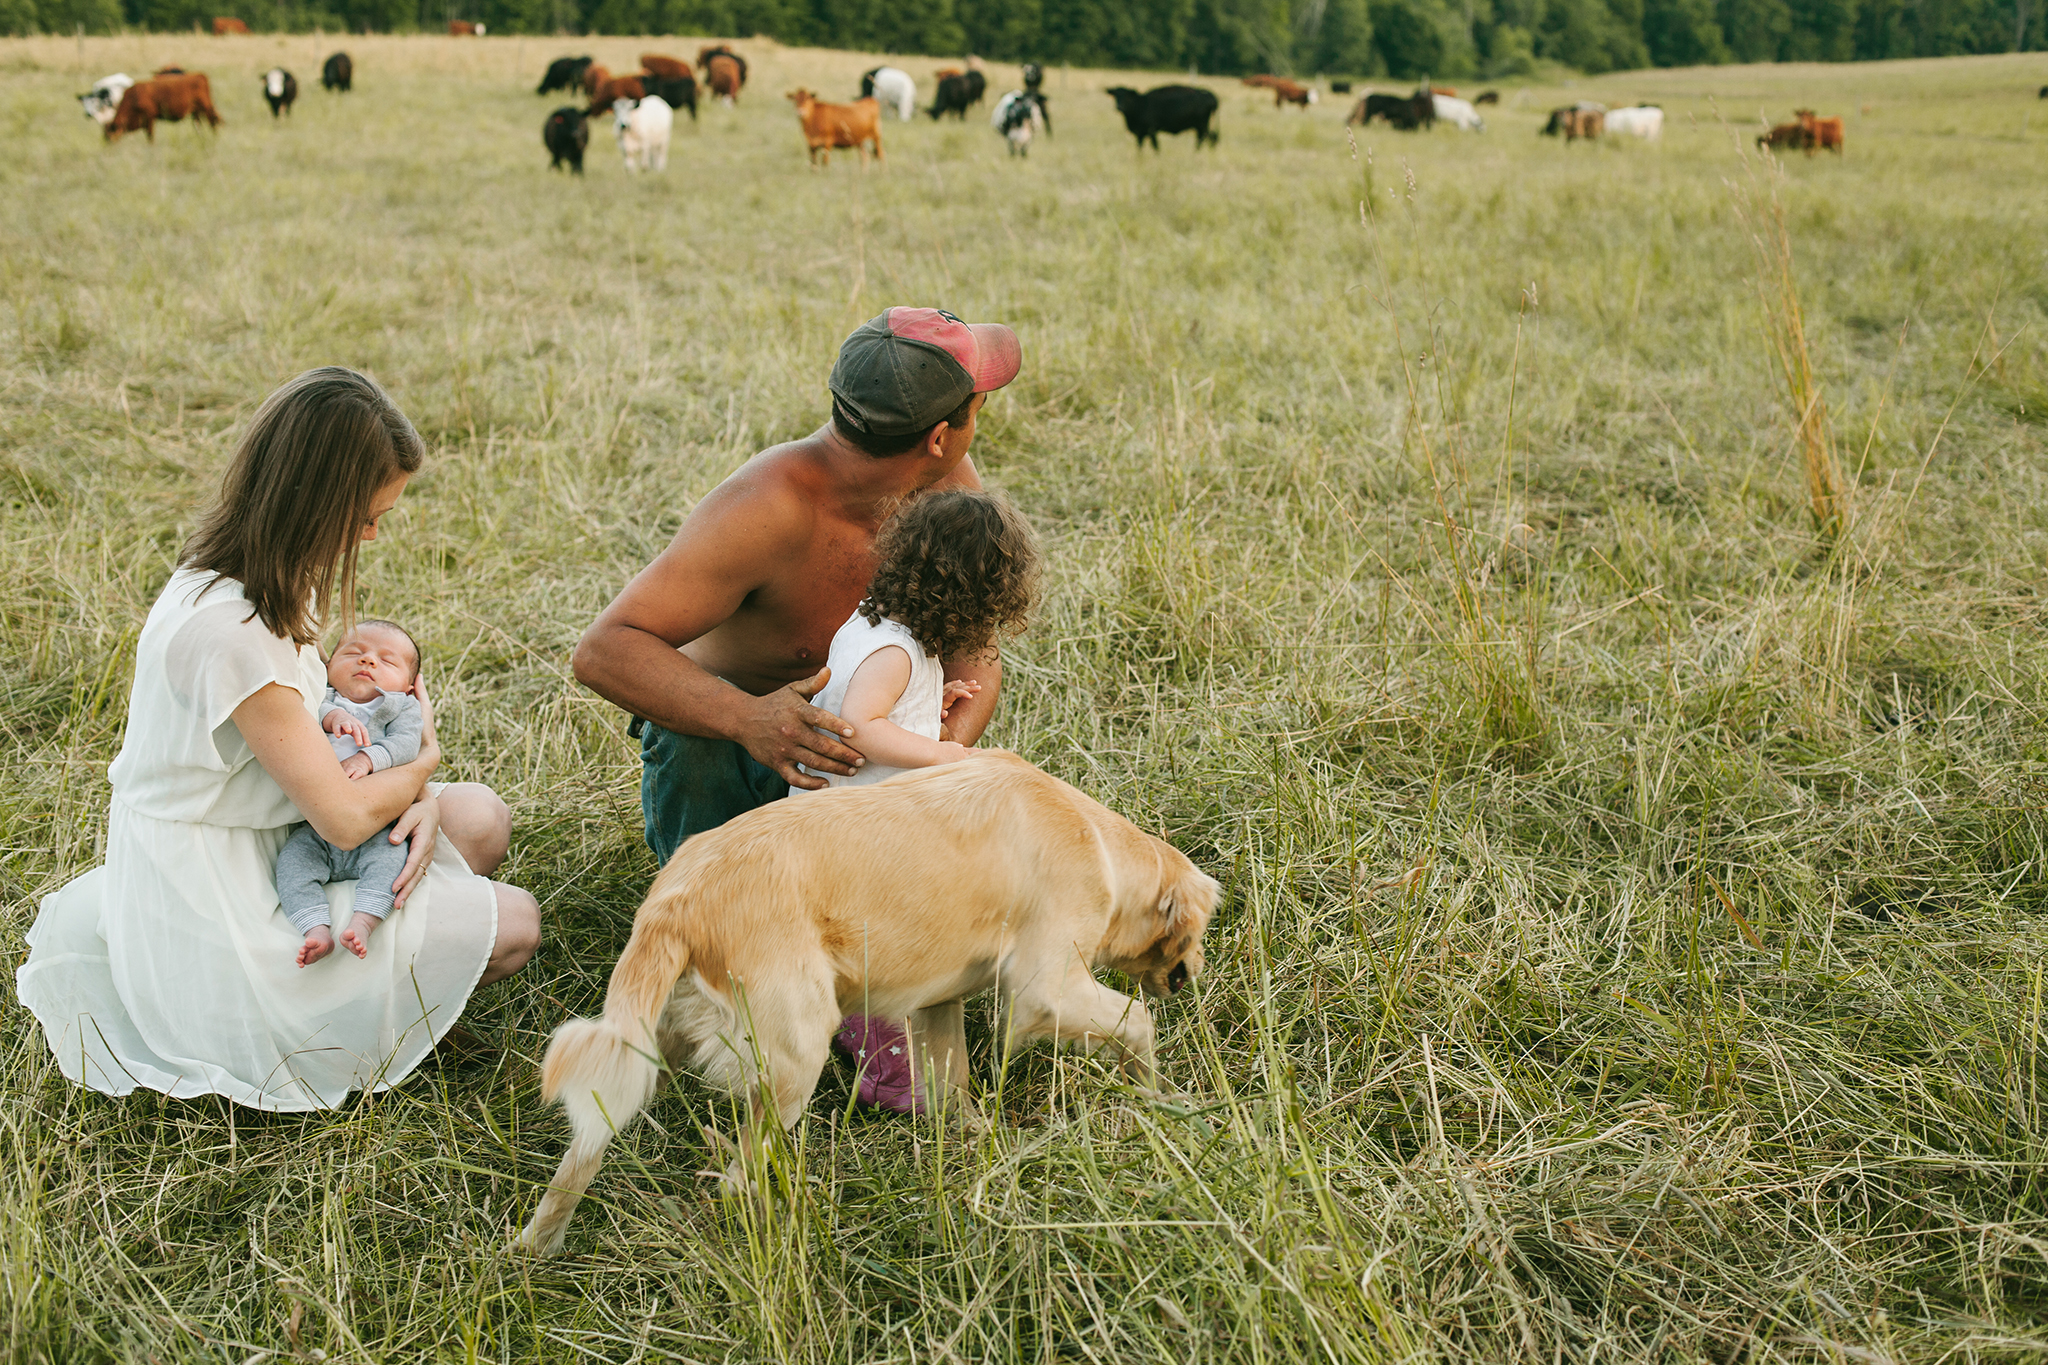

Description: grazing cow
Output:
[1758,119,1807,150]
[587,73,646,115]
[261,68,296,118]
[1331,80,1352,94]
[1605,105,1663,139]
[581,63,608,97]
[640,53,691,81]
[787,88,882,168]
[105,72,222,142]
[1542,105,1604,141]
[2040,84,2047,98]
[322,51,351,92]
[644,72,697,121]
[1473,89,1498,105]
[614,95,672,172]
[1348,91,1433,130]
[78,73,134,127]
[1271,79,1318,108]
[861,66,916,121]
[1433,93,1483,130]
[537,55,591,95]
[211,17,247,34]
[698,45,746,104]
[1106,85,1219,151]
[1796,108,1844,154]
[928,72,973,119]
[448,20,485,34]
[992,89,1046,155]
[962,69,987,108]
[544,106,588,173]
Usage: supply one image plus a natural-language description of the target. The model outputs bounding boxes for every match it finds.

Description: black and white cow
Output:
[262,68,297,118]
[78,73,134,127]
[992,89,1047,156]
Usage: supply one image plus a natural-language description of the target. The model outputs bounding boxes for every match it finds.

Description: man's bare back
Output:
[574,408,993,788]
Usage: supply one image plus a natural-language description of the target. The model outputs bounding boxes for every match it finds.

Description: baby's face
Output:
[328,625,416,702]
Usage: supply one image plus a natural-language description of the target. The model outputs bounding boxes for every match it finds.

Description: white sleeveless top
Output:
[795,611,945,793]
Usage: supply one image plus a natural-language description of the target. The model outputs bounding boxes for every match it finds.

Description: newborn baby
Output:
[274,619,425,967]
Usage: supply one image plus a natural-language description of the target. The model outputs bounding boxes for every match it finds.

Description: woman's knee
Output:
[493,882,541,968]
[440,782,511,875]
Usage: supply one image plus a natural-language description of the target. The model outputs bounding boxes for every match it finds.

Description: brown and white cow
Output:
[698,45,746,104]
[1270,78,1317,108]
[587,74,647,113]
[786,88,881,167]
[448,19,485,34]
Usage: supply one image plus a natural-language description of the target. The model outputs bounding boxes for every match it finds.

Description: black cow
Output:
[1348,91,1433,129]
[1022,61,1043,90]
[321,51,351,92]
[261,68,297,118]
[928,72,972,119]
[1331,80,1352,93]
[544,106,588,174]
[644,72,698,121]
[1106,85,1219,151]
[962,69,987,108]
[538,55,592,96]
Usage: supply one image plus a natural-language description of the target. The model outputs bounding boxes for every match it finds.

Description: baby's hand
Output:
[940,679,982,719]
[324,711,370,746]
[340,752,375,780]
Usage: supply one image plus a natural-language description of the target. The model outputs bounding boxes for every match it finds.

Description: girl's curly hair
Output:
[861,489,1040,661]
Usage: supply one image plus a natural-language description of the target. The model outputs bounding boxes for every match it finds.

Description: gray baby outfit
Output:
[273,687,423,934]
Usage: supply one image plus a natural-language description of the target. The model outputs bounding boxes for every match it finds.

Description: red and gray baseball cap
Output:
[829,307,1022,438]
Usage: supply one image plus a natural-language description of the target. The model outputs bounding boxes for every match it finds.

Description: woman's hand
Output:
[389,792,440,910]
[411,670,439,752]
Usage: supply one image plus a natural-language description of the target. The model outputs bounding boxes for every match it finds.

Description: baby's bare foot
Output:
[297,926,335,968]
[340,912,381,959]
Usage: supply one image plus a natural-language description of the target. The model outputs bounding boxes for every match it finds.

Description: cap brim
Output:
[966,323,1021,393]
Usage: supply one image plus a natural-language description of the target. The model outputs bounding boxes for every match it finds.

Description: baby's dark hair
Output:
[347,618,421,682]
[861,490,1040,661]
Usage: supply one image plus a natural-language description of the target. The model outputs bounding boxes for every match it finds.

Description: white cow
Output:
[991,89,1045,156]
[1605,105,1664,139]
[865,66,917,122]
[614,95,672,172]
[1432,94,1484,131]
[78,72,134,127]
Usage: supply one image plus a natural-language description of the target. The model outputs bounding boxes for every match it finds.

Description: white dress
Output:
[15,569,498,1111]
[794,612,945,794]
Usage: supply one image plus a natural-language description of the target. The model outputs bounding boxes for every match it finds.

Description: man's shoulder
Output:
[687,438,826,542]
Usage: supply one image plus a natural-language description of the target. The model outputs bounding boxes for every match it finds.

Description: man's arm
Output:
[939,652,1001,745]
[572,477,865,788]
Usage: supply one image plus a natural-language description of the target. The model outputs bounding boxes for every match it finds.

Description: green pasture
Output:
[4,32,2048,1362]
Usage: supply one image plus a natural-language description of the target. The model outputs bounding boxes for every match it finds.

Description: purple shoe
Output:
[834,1015,924,1114]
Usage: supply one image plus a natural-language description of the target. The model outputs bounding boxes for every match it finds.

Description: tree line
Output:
[6,0,2038,80]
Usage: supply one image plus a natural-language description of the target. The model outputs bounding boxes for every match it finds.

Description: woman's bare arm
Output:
[233,683,440,849]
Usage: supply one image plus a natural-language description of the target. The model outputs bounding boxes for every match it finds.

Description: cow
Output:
[105,72,221,142]
[614,95,672,171]
[587,73,646,115]
[1106,85,1219,151]
[1429,85,1456,95]
[1271,79,1318,108]
[962,69,987,108]
[544,106,588,173]
[537,55,591,95]
[211,16,247,33]
[322,51,351,92]
[861,66,916,121]
[1022,62,1044,90]
[640,53,691,80]
[1605,105,1663,139]
[581,63,608,97]
[644,72,697,121]
[991,88,1046,155]
[1795,108,1844,154]
[1433,93,1483,130]
[261,68,296,117]
[1330,80,1352,93]
[78,73,134,127]
[698,45,746,104]
[787,88,881,168]
[1473,89,1498,105]
[1542,105,1604,141]
[1348,91,1433,130]
[1757,119,1807,150]
[928,72,973,119]
[2040,84,2047,98]
[448,20,485,35]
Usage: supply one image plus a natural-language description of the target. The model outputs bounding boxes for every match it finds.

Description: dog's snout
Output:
[1166,962,1189,994]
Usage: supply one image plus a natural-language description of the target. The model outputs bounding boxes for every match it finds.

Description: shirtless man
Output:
[573,307,1020,868]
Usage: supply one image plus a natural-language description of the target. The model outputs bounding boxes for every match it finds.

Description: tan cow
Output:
[211,16,247,33]
[106,72,222,141]
[786,88,881,167]
[640,53,690,80]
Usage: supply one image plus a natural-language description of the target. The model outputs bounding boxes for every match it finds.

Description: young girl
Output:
[795,487,1040,795]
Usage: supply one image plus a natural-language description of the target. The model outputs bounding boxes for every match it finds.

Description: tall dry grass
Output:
[2,34,2047,1363]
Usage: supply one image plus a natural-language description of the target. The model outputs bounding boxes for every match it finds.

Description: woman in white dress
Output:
[16,367,541,1112]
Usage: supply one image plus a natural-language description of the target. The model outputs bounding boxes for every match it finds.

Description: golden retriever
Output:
[517,751,1217,1254]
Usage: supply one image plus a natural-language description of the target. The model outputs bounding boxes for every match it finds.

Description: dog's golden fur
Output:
[518,751,1217,1254]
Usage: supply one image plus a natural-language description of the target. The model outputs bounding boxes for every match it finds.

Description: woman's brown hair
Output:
[861,489,1040,661]
[180,367,424,646]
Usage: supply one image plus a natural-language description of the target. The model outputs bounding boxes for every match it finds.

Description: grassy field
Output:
[5,31,2048,1362]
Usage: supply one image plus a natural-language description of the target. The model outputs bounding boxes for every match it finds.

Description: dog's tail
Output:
[520,885,697,1254]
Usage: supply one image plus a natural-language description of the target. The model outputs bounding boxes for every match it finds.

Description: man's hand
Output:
[340,752,374,780]
[735,668,867,790]
[940,678,981,722]
[324,711,370,747]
